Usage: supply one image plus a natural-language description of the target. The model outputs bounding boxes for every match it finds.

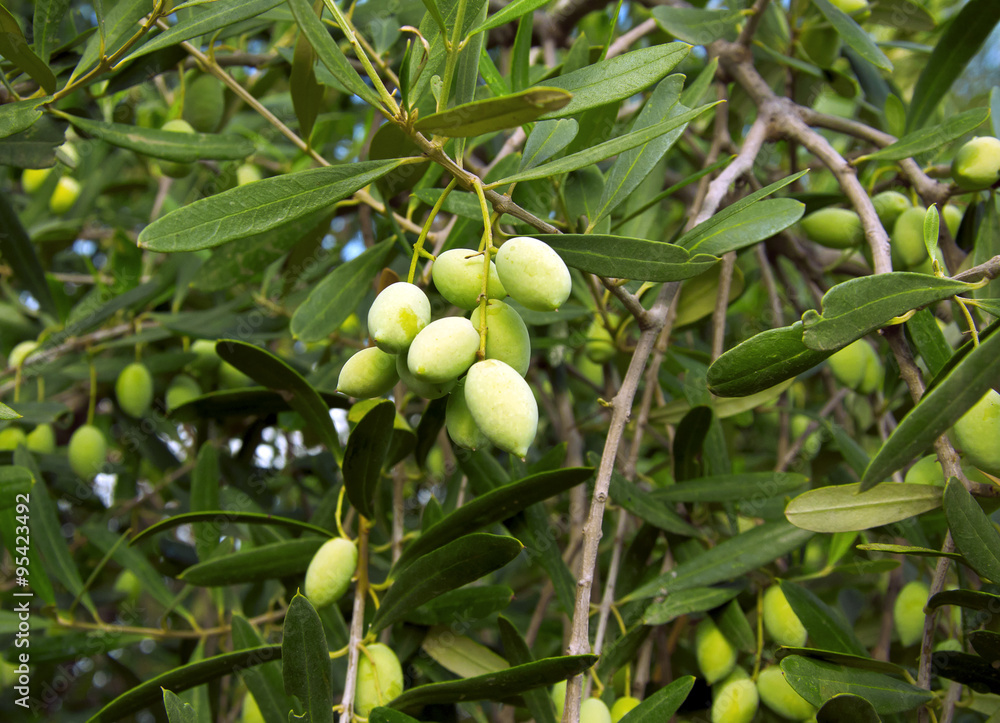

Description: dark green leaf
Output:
[415,88,572,137]
[868,0,934,31]
[855,543,964,561]
[642,586,743,625]
[519,118,579,171]
[138,161,404,252]
[533,233,719,282]
[469,0,550,35]
[618,676,696,723]
[685,199,806,257]
[930,651,1000,694]
[169,388,348,422]
[130,511,334,547]
[651,473,809,505]
[232,616,298,723]
[282,594,333,723]
[969,630,1000,665]
[857,108,989,163]
[370,709,422,723]
[342,400,395,520]
[0,193,58,317]
[190,445,220,561]
[927,588,1000,612]
[404,585,514,626]
[0,466,33,506]
[32,0,70,64]
[780,580,868,656]
[816,694,882,723]
[651,6,741,45]
[944,478,1000,583]
[86,646,282,722]
[0,97,46,140]
[0,112,66,168]
[497,616,556,723]
[162,689,196,723]
[372,533,523,633]
[775,648,905,675]
[607,464,699,536]
[82,523,180,612]
[178,538,324,585]
[905,309,952,378]
[780,656,933,714]
[785,483,942,533]
[0,5,56,93]
[812,0,892,71]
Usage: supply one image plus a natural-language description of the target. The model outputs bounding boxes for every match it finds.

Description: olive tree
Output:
[2,0,1000,721]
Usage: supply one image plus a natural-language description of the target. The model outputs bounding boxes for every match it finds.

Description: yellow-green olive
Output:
[872,190,911,230]
[368,282,432,354]
[763,585,808,647]
[445,378,490,450]
[68,424,107,478]
[396,353,454,399]
[711,667,759,723]
[469,300,531,376]
[799,207,863,249]
[494,236,572,311]
[49,176,80,214]
[158,119,197,178]
[580,698,613,723]
[406,317,480,384]
[756,666,817,721]
[355,643,404,716]
[610,696,640,723]
[893,580,929,646]
[0,427,27,451]
[464,359,538,458]
[951,136,1000,191]
[432,248,507,310]
[116,362,154,418]
[337,347,399,399]
[304,537,358,608]
[827,338,882,394]
[950,389,1000,476]
[695,617,737,685]
[166,375,202,410]
[26,424,56,454]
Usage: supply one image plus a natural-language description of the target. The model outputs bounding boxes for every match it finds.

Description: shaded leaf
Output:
[519,118,579,171]
[651,6,741,45]
[812,0,892,71]
[232,616,298,723]
[944,478,1000,583]
[130,511,334,546]
[497,616,555,723]
[618,677,695,723]
[0,5,56,93]
[415,88,572,137]
[0,97,46,140]
[179,538,325,585]
[170,388,348,422]
[0,193,58,317]
[780,656,933,714]
[780,580,868,656]
[342,400,395,520]
[282,594,333,723]
[930,651,1000,694]
[643,586,743,625]
[651,472,809,503]
[856,107,990,163]
[405,586,514,626]
[927,588,1000,612]
[606,463,699,536]
[533,233,719,282]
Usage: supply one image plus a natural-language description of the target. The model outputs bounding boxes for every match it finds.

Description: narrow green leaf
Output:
[130,511,334,547]
[215,339,343,461]
[930,651,1000,694]
[415,87,572,137]
[291,17,322,142]
[536,43,691,120]
[905,309,952,378]
[423,627,509,678]
[781,656,933,714]
[169,388,347,422]
[493,103,717,184]
[0,5,56,92]
[651,472,809,503]
[469,0,550,35]
[86,646,282,722]
[686,199,805,256]
[623,521,813,601]
[82,523,180,612]
[519,118,579,171]
[969,630,1000,664]
[801,273,975,351]
[784,483,942,533]
[857,107,989,163]
[908,0,1000,130]
[642,587,743,625]
[618,676,696,723]
[190,445,220,561]
[532,233,719,282]
[777,648,905,676]
[282,594,333,723]
[708,322,833,398]
[944,478,1000,583]
[179,538,325,585]
[860,323,1000,489]
[419,0,447,37]
[395,467,592,571]
[372,533,523,633]
[0,402,21,420]
[370,709,423,723]
[388,654,598,710]
[162,689,196,723]
[868,0,934,31]
[0,97,46,140]
[680,56,719,107]
[650,6,741,45]
[291,238,395,342]
[0,466,33,506]
[120,0,283,63]
[780,580,868,656]
[32,0,70,64]
[342,400,395,520]
[405,586,514,626]
[138,161,404,252]
[607,464,699,536]
[232,616,298,723]
[0,193,58,317]
[855,543,964,561]
[812,0,891,71]
[817,694,882,722]
[653,378,794,426]
[927,588,1000,612]
[497,616,556,723]
[72,0,150,80]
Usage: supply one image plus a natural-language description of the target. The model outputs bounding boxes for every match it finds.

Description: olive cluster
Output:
[338,236,572,458]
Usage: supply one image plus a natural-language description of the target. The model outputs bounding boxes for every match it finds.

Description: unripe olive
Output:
[894,579,929,646]
[182,73,225,133]
[950,389,1000,476]
[49,176,80,214]
[113,569,142,601]
[337,347,399,399]
[407,317,480,383]
[21,167,52,194]
[167,375,201,410]
[799,207,863,249]
[158,119,197,178]
[790,414,822,458]
[552,680,567,719]
[368,282,432,354]
[891,206,931,268]
[68,424,107,478]
[8,340,38,369]
[116,362,154,418]
[494,236,572,311]
[951,136,1000,191]
[0,427,27,451]
[872,190,911,230]
[763,585,808,647]
[236,163,262,186]
[935,638,962,653]
[445,379,490,450]
[610,696,640,723]
[432,248,507,310]
[827,338,882,394]
[943,204,963,238]
[757,666,817,721]
[828,0,868,13]
[469,300,531,376]
[464,359,538,458]
[799,25,841,69]
[711,668,759,723]
[304,537,358,608]
[189,338,220,373]
[905,454,944,486]
[396,353,454,399]
[580,698,613,723]
[355,643,404,716]
[26,424,56,454]
[584,315,619,363]
[695,617,737,684]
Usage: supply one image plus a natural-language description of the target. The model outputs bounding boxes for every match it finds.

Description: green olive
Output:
[695,617,737,684]
[158,119,198,178]
[406,317,480,384]
[800,207,864,248]
[21,167,53,194]
[469,300,531,376]
[552,680,567,719]
[68,424,107,479]
[580,698,613,723]
[432,248,507,310]
[827,338,883,394]
[829,0,869,13]
[0,427,27,451]
[166,375,201,410]
[182,73,225,133]
[464,359,538,458]
[368,282,432,354]
[756,666,817,721]
[304,537,358,608]
[893,580,929,646]
[763,585,808,647]
[116,362,154,418]
[26,424,56,454]
[711,667,759,723]
[240,694,265,723]
[396,353,455,399]
[610,696,640,723]
[355,643,404,716]
[236,163,263,186]
[872,190,911,230]
[494,236,572,311]
[9,340,39,369]
[951,136,1000,191]
[337,347,399,399]
[584,315,619,363]
[49,176,80,215]
[445,378,490,450]
[950,389,1000,476]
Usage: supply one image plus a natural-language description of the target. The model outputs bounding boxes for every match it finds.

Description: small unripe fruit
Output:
[894,580,929,646]
[469,300,531,376]
[116,362,154,418]
[829,0,868,13]
[584,316,619,363]
[189,339,220,373]
[432,248,507,310]
[355,643,404,716]
[891,206,930,268]
[8,340,38,368]
[22,167,52,194]
[950,389,1000,476]
[368,282,432,353]
[446,379,490,450]
[304,537,358,608]
[464,360,538,458]
[943,205,963,238]
[711,668,759,723]
[68,424,107,478]
[113,569,142,601]
[763,585,808,647]
[610,696,640,723]
[158,119,197,178]
[757,666,817,720]
[905,454,945,486]
[236,163,263,186]
[167,375,201,410]
[580,698,613,723]
[552,680,567,719]
[26,424,56,454]
[494,236,572,311]
[951,136,1000,191]
[396,353,454,399]
[0,427,27,451]
[49,176,80,214]
[872,191,911,230]
[799,207,863,249]
[407,317,479,383]
[182,73,225,133]
[827,338,882,394]
[695,617,737,684]
[337,347,399,399]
